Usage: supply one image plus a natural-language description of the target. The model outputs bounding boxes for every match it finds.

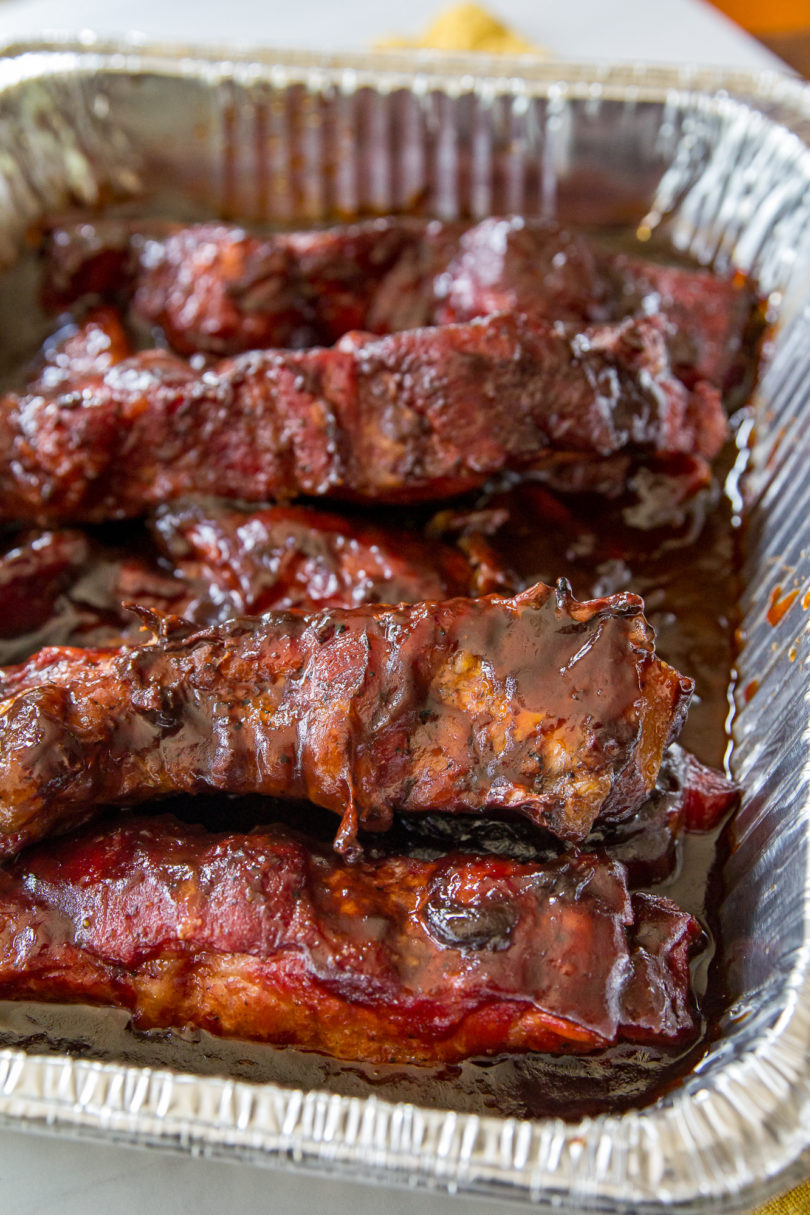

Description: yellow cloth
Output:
[756,1178,810,1213]
[376,5,810,1211]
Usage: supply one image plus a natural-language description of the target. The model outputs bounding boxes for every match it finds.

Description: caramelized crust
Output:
[27,306,133,393]
[429,217,757,392]
[0,582,692,857]
[44,216,429,352]
[0,815,700,1062]
[0,496,508,665]
[152,496,509,612]
[0,312,725,524]
[42,216,757,393]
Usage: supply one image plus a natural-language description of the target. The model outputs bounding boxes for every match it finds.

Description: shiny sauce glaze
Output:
[0,218,760,1119]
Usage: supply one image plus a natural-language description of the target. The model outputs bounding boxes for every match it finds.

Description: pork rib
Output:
[43,216,430,353]
[0,581,692,857]
[151,496,510,613]
[0,495,507,664]
[26,306,133,394]
[0,312,726,524]
[0,814,700,1062]
[0,526,201,664]
[42,215,756,391]
[429,216,758,392]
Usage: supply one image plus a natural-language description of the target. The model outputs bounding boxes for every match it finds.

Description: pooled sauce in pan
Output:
[0,212,762,1118]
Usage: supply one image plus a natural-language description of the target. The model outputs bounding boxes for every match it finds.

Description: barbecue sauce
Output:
[0,217,755,1120]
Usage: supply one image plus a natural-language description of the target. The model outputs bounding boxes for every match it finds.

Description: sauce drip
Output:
[767,584,799,627]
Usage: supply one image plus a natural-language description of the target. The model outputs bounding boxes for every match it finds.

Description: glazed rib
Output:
[0,581,692,857]
[601,252,757,392]
[428,217,758,392]
[0,497,509,665]
[0,311,725,524]
[0,814,700,1062]
[44,216,430,353]
[151,496,510,613]
[0,527,197,664]
[27,306,133,394]
[0,529,95,642]
[42,215,756,390]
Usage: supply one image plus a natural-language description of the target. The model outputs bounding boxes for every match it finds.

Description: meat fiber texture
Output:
[150,495,509,613]
[0,211,741,1069]
[0,311,726,524]
[0,494,508,663]
[42,215,757,393]
[0,581,692,858]
[43,216,429,352]
[0,815,701,1063]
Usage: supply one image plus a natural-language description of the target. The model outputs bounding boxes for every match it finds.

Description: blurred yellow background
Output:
[711,0,808,33]
[710,0,810,72]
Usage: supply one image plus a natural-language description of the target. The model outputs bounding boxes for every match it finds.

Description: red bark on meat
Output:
[0,814,701,1062]
[0,312,726,524]
[0,581,692,857]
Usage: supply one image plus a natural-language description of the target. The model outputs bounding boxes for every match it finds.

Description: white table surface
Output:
[0,2,781,1212]
[0,0,783,69]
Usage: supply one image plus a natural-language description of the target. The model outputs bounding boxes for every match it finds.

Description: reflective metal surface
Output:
[0,36,809,1212]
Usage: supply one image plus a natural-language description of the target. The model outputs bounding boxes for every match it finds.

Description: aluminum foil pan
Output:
[0,36,809,1213]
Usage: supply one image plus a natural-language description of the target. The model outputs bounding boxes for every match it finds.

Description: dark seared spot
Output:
[423,894,518,951]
